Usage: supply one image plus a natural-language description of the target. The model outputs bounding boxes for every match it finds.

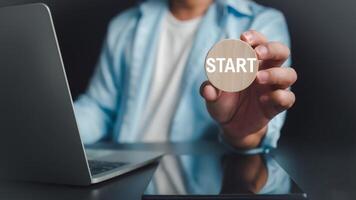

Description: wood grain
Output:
[204,39,258,92]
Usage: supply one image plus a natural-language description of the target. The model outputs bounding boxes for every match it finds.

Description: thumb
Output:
[200,81,240,123]
[200,81,220,101]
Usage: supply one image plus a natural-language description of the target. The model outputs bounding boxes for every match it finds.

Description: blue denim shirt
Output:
[74,0,291,153]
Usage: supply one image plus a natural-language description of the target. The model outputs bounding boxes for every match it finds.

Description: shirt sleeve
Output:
[253,8,292,150]
[73,8,138,145]
[220,8,292,154]
[73,37,120,144]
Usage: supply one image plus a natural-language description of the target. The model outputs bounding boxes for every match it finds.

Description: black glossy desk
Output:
[0,139,354,200]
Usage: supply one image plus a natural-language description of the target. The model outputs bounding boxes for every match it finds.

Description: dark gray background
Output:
[0,0,355,146]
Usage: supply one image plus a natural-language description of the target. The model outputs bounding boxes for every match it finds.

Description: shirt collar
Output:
[219,0,254,16]
[138,0,168,16]
[139,0,254,16]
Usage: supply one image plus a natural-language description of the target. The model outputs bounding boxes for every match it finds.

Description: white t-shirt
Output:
[139,12,202,142]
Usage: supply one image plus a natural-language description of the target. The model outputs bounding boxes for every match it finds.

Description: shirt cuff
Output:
[218,133,271,155]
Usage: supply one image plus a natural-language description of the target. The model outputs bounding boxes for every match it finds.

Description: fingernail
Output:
[204,84,219,101]
[243,31,253,43]
[255,45,268,58]
[257,71,269,84]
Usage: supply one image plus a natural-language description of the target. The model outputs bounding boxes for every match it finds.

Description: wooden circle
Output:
[204,39,258,92]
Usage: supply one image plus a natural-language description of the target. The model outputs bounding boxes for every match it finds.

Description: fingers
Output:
[260,90,295,119]
[255,42,290,67]
[200,81,240,123]
[241,30,290,68]
[256,66,297,119]
[257,67,297,89]
[240,30,267,47]
[200,81,220,102]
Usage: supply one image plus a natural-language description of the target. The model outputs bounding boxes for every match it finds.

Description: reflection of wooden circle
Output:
[204,39,258,92]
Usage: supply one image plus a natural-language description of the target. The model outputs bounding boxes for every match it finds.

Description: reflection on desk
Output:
[144,154,306,199]
[0,142,314,200]
[0,163,157,200]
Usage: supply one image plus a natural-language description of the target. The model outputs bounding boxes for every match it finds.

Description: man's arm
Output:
[200,9,296,151]
[74,8,139,144]
[74,37,120,144]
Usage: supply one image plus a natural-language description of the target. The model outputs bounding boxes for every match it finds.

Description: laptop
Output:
[0,3,161,185]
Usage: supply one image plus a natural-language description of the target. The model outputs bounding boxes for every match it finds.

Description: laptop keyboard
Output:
[88,160,127,175]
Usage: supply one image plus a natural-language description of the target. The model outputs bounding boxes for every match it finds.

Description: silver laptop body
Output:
[0,3,161,185]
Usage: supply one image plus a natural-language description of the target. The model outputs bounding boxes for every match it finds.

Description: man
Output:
[74,0,297,153]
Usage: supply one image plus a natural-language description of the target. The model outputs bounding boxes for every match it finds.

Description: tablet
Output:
[143,154,307,200]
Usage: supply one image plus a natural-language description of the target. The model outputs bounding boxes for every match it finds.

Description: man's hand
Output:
[200,30,297,150]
